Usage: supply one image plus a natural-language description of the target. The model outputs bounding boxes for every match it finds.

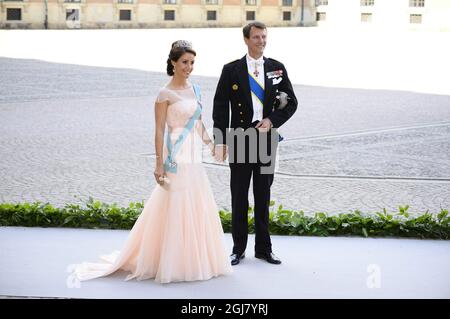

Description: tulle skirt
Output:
[71,161,232,284]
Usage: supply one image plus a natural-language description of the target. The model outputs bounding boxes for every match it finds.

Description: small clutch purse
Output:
[158,176,171,185]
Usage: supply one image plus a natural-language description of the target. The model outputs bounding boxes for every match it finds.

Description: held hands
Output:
[255,118,273,133]
[208,142,215,157]
[213,144,228,162]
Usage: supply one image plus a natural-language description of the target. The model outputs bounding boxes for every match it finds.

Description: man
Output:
[213,22,298,266]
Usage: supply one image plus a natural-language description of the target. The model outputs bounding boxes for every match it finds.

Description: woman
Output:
[71,40,232,284]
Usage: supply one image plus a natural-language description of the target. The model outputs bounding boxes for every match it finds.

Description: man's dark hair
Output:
[243,21,267,39]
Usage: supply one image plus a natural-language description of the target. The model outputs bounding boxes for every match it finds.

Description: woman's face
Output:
[172,52,195,78]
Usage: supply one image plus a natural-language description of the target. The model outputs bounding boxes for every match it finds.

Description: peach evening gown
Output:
[70,84,232,284]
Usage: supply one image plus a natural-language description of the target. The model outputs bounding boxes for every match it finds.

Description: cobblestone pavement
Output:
[1,57,450,214]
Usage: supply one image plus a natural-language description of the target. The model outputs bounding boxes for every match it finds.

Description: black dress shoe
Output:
[230,252,245,266]
[255,252,282,265]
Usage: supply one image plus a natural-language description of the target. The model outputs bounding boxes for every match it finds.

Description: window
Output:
[66,9,79,21]
[409,0,424,7]
[316,12,326,21]
[119,10,131,21]
[315,0,328,6]
[283,11,291,21]
[64,0,81,2]
[410,14,422,23]
[282,0,292,6]
[246,11,255,21]
[6,8,21,21]
[360,0,374,6]
[163,0,177,4]
[361,13,372,22]
[207,10,217,21]
[246,0,257,5]
[205,0,218,4]
[164,10,175,21]
[118,0,134,3]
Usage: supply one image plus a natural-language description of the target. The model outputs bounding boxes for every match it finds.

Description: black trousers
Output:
[230,163,274,255]
[228,126,278,255]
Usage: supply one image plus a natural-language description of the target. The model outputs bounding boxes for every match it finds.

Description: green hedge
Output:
[0,198,448,239]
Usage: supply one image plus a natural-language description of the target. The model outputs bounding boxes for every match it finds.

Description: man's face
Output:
[244,27,267,57]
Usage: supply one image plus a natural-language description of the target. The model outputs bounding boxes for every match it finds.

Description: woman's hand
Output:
[208,142,215,157]
[154,164,166,186]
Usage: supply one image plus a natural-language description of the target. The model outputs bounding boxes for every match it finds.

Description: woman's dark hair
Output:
[166,41,196,76]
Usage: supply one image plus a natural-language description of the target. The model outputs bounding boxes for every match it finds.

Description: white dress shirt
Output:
[246,54,265,123]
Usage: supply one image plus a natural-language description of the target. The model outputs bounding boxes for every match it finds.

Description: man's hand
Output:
[255,118,273,132]
[214,144,228,162]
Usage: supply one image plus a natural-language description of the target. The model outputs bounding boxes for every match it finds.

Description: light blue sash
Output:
[164,85,202,173]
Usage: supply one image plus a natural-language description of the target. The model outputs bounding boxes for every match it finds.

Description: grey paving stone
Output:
[1,57,450,215]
